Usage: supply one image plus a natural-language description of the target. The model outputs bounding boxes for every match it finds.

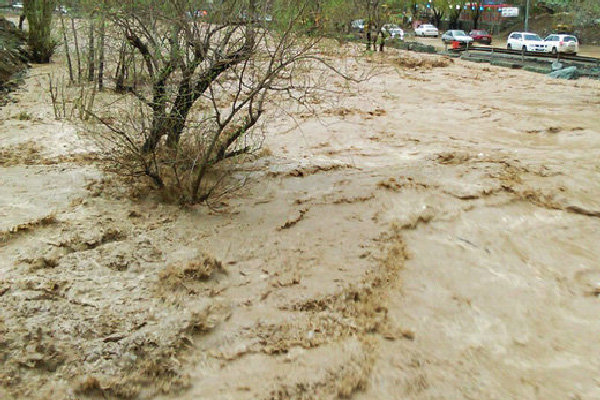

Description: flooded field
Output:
[1,44,600,400]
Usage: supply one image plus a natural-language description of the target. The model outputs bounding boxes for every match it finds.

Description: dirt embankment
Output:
[0,18,28,104]
[525,12,600,44]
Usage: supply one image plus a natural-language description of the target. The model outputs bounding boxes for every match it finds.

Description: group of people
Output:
[364,23,387,52]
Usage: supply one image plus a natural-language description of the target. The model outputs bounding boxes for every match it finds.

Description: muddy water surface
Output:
[1,49,600,399]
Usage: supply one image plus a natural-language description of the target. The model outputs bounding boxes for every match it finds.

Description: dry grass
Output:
[258,146,274,157]
[0,141,41,166]
[13,111,32,120]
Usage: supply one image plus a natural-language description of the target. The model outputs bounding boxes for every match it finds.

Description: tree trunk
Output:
[59,12,73,83]
[449,13,459,29]
[191,131,221,202]
[24,0,57,63]
[71,17,81,83]
[98,13,105,90]
[115,41,127,93]
[87,14,95,82]
[433,12,442,29]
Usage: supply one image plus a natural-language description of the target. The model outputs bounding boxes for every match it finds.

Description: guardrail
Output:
[455,45,600,66]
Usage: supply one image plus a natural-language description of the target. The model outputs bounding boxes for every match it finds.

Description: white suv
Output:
[507,32,547,52]
[544,34,578,55]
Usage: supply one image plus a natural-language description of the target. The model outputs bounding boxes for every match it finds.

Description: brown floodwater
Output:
[1,44,600,399]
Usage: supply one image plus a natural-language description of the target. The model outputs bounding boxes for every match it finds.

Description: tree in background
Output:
[430,0,447,28]
[577,0,600,22]
[317,0,360,36]
[447,0,465,29]
[23,0,57,62]
[532,0,599,30]
[469,0,483,29]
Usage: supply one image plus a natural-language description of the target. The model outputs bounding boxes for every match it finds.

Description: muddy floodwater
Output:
[1,48,600,400]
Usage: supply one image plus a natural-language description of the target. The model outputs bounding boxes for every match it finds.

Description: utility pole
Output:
[524,0,530,32]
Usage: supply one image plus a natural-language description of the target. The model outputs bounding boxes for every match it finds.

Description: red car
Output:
[469,29,492,44]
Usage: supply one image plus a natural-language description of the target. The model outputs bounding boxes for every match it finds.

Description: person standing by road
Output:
[365,21,372,50]
[372,24,380,51]
[379,26,388,52]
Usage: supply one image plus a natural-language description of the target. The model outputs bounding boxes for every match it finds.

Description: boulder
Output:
[548,66,578,80]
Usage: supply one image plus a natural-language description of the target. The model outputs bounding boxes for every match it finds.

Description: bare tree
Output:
[71,16,82,83]
[98,9,106,90]
[59,11,74,83]
[90,0,359,202]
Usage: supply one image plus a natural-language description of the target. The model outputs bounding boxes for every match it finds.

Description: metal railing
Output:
[453,45,600,66]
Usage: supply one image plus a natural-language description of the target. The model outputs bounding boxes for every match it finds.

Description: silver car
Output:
[382,24,404,41]
[441,30,474,44]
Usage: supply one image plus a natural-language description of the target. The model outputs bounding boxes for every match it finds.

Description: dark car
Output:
[469,29,492,44]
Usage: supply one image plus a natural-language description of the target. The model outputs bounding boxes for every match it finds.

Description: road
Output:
[411,34,600,58]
